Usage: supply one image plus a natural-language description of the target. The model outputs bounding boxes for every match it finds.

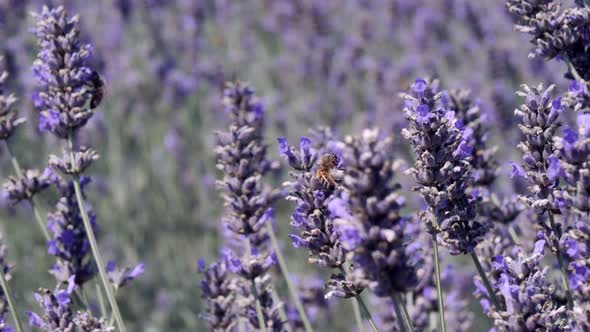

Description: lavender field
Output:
[0,0,589,331]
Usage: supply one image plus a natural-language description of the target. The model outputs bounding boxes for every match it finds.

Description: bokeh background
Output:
[0,0,572,330]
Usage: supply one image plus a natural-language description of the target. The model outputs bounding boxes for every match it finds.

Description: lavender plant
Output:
[512,83,574,308]
[486,240,570,331]
[0,1,589,331]
[32,6,125,331]
[213,81,297,331]
[277,136,368,329]
[329,129,416,332]
[402,78,498,330]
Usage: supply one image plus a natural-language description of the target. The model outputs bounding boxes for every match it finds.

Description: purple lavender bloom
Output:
[374,224,473,331]
[279,136,363,298]
[215,81,279,239]
[279,136,342,267]
[514,84,565,250]
[2,168,52,206]
[448,89,498,188]
[46,178,96,286]
[402,78,487,255]
[0,56,25,140]
[27,281,112,331]
[563,222,590,329]
[26,283,76,331]
[330,128,418,296]
[198,254,240,331]
[506,0,590,80]
[555,113,590,215]
[106,261,144,290]
[32,6,101,138]
[484,240,571,331]
[213,81,283,330]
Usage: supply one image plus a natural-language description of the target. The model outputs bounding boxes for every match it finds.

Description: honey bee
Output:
[315,153,339,188]
[89,70,104,109]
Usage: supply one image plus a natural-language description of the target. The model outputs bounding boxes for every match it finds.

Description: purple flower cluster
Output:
[2,169,52,206]
[26,281,112,331]
[402,78,487,255]
[375,223,474,332]
[506,0,590,80]
[513,83,563,212]
[215,81,279,242]
[32,6,102,139]
[278,136,344,267]
[198,255,240,331]
[486,240,571,331]
[46,177,96,286]
[330,129,417,296]
[564,222,590,329]
[278,135,363,299]
[206,81,283,331]
[555,113,590,215]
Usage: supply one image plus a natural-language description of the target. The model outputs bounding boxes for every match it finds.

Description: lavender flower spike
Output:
[198,256,239,331]
[47,177,95,287]
[402,79,487,255]
[486,240,570,331]
[26,281,113,332]
[331,128,416,331]
[32,6,125,331]
[32,6,100,139]
[214,81,287,331]
[402,78,496,329]
[514,83,573,308]
[278,136,364,300]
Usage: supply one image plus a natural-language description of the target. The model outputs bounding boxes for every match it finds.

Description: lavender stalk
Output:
[432,235,446,332]
[266,223,314,332]
[402,78,498,326]
[32,6,126,331]
[68,135,126,332]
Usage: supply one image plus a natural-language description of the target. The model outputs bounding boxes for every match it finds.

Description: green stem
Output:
[390,292,408,332]
[355,294,380,332]
[432,234,446,332]
[564,57,585,82]
[4,141,50,242]
[470,252,502,310]
[244,240,267,332]
[96,281,107,318]
[548,212,574,309]
[338,266,379,332]
[266,223,314,332]
[351,293,363,332]
[0,265,23,332]
[67,135,126,332]
[507,226,520,246]
[29,198,50,242]
[392,292,414,332]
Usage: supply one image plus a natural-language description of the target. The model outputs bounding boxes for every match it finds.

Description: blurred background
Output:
[0,0,571,330]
